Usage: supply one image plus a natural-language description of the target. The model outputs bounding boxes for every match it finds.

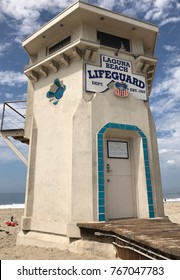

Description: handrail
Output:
[1,103,6,131]
[0,100,26,131]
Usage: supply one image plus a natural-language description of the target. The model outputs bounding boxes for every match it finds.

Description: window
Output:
[97,31,130,52]
[49,36,71,55]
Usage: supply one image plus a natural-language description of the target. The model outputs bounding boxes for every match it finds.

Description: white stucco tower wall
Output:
[17,1,164,248]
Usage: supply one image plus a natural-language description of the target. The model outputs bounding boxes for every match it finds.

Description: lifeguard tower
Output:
[14,1,164,248]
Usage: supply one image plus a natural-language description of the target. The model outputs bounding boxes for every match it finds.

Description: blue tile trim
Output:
[149,205,154,212]
[99,206,105,213]
[148,197,153,205]
[99,214,106,221]
[99,192,104,200]
[98,164,104,171]
[99,199,104,206]
[99,184,104,192]
[149,212,155,218]
[97,122,155,221]
[98,158,104,165]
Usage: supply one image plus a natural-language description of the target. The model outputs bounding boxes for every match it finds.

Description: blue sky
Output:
[0,0,180,197]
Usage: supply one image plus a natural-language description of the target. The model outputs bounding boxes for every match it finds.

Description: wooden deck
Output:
[78,218,180,259]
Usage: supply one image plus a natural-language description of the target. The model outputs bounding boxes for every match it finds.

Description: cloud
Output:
[16,92,27,100]
[0,0,179,43]
[167,160,176,166]
[160,16,180,26]
[0,43,11,56]
[163,45,177,52]
[95,0,177,23]
[151,52,180,101]
[4,93,14,99]
[95,0,117,10]
[158,132,180,169]
[150,48,180,172]
[0,0,74,41]
[0,71,27,86]
[159,149,171,155]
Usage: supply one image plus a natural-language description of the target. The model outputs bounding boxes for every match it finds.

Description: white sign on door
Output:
[107,141,129,159]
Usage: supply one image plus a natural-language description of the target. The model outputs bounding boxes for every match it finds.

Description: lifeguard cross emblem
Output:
[113,82,129,97]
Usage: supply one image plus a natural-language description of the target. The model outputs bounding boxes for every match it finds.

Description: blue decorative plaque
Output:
[46,79,66,105]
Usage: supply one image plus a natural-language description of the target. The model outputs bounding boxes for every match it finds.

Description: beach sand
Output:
[0,202,180,260]
[164,201,180,224]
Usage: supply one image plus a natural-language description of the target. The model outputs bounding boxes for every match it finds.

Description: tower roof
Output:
[23,0,158,56]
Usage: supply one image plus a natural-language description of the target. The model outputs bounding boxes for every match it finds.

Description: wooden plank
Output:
[78,218,180,258]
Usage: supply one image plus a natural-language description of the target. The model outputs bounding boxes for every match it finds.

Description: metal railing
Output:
[0,101,26,131]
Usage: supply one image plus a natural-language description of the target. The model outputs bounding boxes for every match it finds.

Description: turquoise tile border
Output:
[97,122,155,221]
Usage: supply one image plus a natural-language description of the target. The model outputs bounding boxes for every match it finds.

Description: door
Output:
[106,139,135,219]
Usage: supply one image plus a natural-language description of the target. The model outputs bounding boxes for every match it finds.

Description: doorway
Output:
[105,138,135,219]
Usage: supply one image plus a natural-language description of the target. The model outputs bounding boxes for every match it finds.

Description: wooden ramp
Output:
[78,218,180,260]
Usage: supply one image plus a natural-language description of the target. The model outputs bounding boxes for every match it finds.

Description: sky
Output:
[0,0,180,197]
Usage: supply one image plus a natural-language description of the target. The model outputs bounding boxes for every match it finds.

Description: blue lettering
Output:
[88,70,95,79]
[103,56,108,63]
[98,70,105,78]
[125,75,132,83]
[94,70,100,78]
[112,72,119,80]
[92,81,103,86]
[138,81,145,89]
[133,78,138,86]
[105,71,112,79]
[119,73,126,81]
[87,68,145,89]
[106,63,110,68]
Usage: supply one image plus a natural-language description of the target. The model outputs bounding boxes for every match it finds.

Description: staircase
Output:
[0,101,29,144]
[0,101,29,165]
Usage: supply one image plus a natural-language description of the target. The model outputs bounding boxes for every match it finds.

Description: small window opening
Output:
[97,31,130,52]
[49,36,71,55]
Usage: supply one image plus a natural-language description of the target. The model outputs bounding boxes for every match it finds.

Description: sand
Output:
[0,202,180,260]
[164,201,180,224]
[0,208,105,260]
